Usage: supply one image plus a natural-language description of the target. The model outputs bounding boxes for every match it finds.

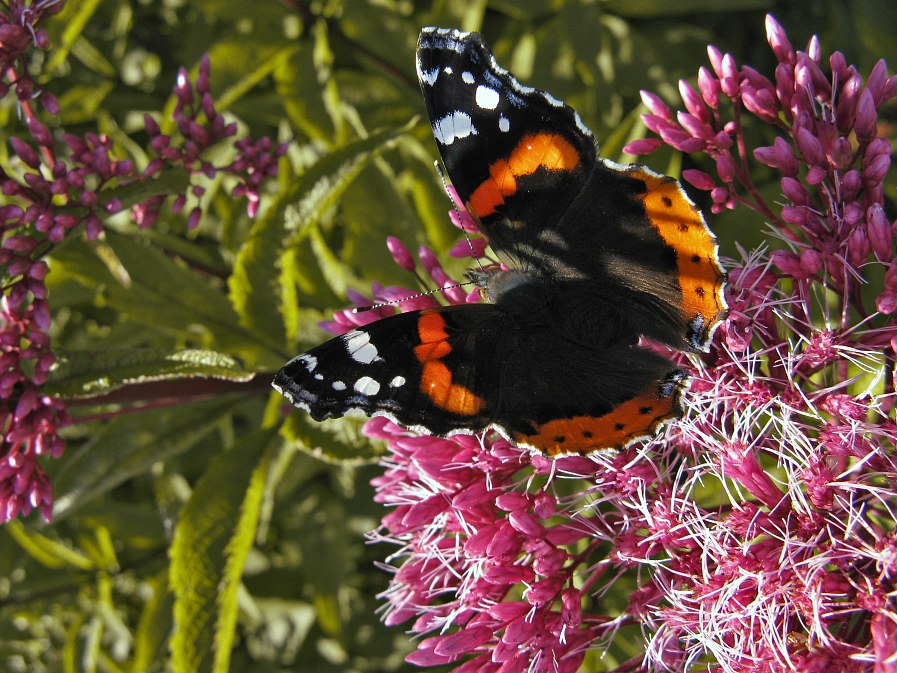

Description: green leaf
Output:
[45,348,253,400]
[94,231,264,361]
[131,570,174,673]
[169,429,277,673]
[280,409,383,464]
[51,397,242,519]
[603,0,771,17]
[100,168,190,211]
[214,44,300,112]
[4,520,95,571]
[45,0,106,75]
[229,124,411,351]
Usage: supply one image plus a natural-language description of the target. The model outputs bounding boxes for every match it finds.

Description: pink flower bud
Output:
[847,225,871,266]
[715,154,737,183]
[501,616,539,645]
[799,248,822,275]
[495,491,530,512]
[766,14,794,65]
[386,236,415,271]
[855,88,878,142]
[639,90,672,120]
[836,72,862,132]
[41,92,60,116]
[10,137,40,169]
[774,63,795,117]
[676,111,712,140]
[486,523,521,560]
[878,290,897,314]
[525,576,564,607]
[187,206,202,229]
[866,58,888,105]
[508,511,544,538]
[771,249,803,277]
[707,45,724,78]
[867,205,892,261]
[682,169,715,191]
[679,80,709,122]
[742,86,778,121]
[622,138,662,155]
[863,153,891,188]
[698,67,721,109]
[561,588,582,627]
[780,177,808,205]
[433,626,493,656]
[795,127,825,166]
[27,117,53,148]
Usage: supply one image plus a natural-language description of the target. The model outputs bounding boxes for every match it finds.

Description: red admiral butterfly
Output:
[273,28,727,456]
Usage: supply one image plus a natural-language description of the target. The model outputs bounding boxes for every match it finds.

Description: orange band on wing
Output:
[468,133,581,218]
[513,387,683,457]
[415,311,484,415]
[628,167,727,345]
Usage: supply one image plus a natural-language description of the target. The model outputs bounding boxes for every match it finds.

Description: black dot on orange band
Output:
[614,423,625,431]
[696,287,706,296]
[662,196,673,207]
[639,406,652,415]
[554,435,566,443]
[692,254,701,263]
[678,224,689,232]
[582,430,593,438]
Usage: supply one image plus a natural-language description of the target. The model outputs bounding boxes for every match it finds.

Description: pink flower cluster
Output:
[139,55,286,228]
[625,13,897,671]
[0,0,283,522]
[367,421,611,673]
[349,14,897,673]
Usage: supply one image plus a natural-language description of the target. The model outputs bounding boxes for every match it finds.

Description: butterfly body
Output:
[273,27,727,456]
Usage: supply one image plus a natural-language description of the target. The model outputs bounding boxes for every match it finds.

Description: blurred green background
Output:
[1,1,895,672]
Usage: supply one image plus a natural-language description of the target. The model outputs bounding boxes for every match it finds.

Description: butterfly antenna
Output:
[435,162,487,274]
[353,281,477,313]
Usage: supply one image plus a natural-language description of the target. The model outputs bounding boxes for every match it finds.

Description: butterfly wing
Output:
[273,303,686,456]
[416,28,726,352]
[416,28,598,273]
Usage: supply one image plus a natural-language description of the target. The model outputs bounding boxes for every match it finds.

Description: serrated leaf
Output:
[45,348,252,400]
[229,124,410,353]
[51,397,242,520]
[280,409,383,464]
[169,429,276,673]
[97,231,269,361]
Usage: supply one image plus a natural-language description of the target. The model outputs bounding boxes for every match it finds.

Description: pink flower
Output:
[353,13,897,673]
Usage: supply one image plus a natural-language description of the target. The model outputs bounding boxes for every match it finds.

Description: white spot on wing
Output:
[332,381,346,391]
[498,115,510,132]
[433,112,477,146]
[475,85,500,110]
[354,376,381,396]
[343,329,379,364]
[420,66,439,86]
[462,71,475,84]
[297,354,317,371]
[389,376,405,388]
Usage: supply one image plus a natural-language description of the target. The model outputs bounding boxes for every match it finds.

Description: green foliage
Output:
[3,1,895,672]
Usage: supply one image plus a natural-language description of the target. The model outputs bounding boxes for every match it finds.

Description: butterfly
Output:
[272,27,727,456]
